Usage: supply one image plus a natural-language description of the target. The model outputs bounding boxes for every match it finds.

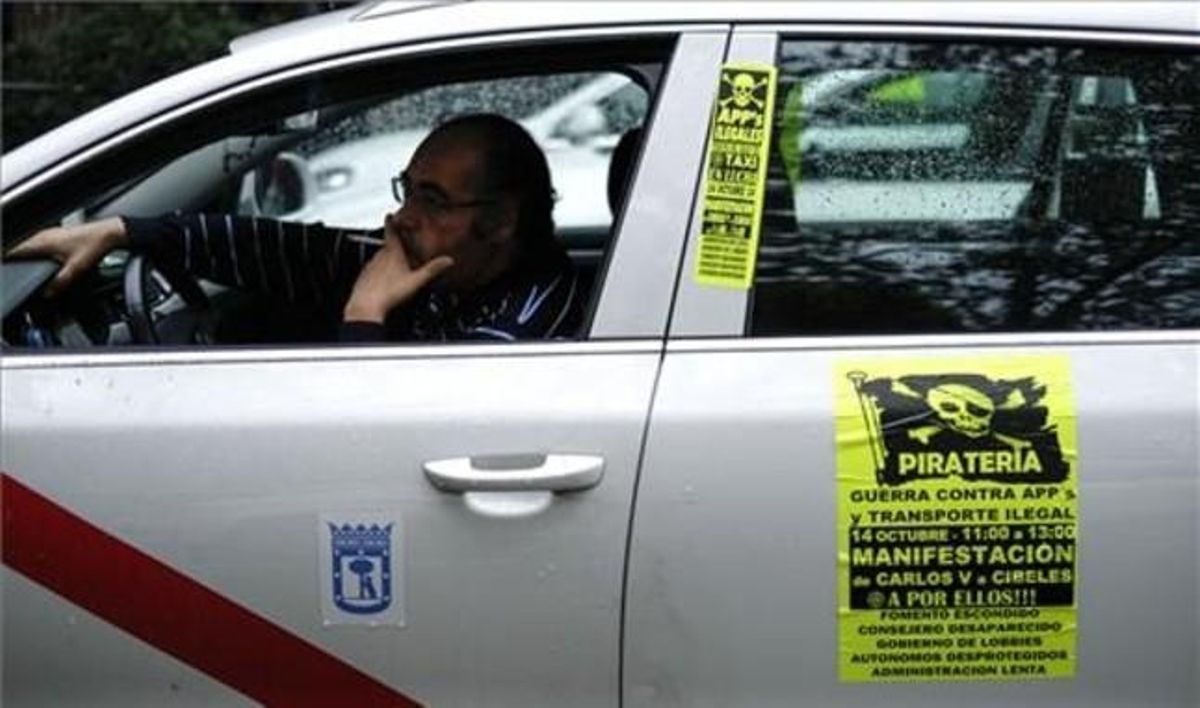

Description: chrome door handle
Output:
[423,453,604,493]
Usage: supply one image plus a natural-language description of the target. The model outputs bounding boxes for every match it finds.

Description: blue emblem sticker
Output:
[320,513,405,626]
[330,523,392,614]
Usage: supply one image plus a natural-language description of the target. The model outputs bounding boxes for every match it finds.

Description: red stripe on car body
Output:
[1,473,420,707]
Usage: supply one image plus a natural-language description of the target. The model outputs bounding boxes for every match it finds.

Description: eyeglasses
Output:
[391,171,494,218]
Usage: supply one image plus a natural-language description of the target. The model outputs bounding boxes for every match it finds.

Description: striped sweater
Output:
[124,214,583,342]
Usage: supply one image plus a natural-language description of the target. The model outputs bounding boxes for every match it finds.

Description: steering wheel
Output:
[123,252,213,344]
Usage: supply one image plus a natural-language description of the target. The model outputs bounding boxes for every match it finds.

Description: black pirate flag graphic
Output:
[846,371,1071,486]
[836,357,1080,682]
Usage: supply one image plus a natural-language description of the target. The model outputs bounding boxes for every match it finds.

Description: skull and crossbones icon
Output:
[721,72,768,110]
[905,382,1031,452]
[926,384,994,439]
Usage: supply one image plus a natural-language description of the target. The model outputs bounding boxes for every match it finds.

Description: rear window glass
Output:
[750,41,1199,335]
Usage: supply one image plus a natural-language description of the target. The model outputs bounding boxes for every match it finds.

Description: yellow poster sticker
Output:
[694,63,778,289]
[835,355,1078,682]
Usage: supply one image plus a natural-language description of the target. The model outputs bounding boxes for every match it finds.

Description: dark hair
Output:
[432,113,556,249]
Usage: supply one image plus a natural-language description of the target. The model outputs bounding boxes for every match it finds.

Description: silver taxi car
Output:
[2,2,1197,706]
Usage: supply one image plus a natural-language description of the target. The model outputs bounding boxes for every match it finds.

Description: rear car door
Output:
[1,27,728,707]
[627,25,1198,707]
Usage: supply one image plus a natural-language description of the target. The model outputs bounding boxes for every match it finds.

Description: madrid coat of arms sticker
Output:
[319,513,405,626]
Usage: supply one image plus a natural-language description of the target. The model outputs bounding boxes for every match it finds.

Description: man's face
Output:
[390,132,514,291]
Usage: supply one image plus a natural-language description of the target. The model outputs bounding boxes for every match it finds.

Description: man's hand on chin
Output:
[343,216,453,323]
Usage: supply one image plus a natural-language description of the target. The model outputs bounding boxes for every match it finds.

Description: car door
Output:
[1,28,728,708]
[627,26,1198,707]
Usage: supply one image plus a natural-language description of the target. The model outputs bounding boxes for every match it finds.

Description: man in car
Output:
[9,113,583,342]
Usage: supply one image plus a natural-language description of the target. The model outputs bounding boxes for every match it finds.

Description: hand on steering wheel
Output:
[6,218,127,297]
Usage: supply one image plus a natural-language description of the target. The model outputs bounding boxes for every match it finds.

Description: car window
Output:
[277,72,641,234]
[750,41,1199,335]
[3,63,656,350]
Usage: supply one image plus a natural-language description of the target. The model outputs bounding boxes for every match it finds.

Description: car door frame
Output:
[625,22,1199,708]
[1,24,730,708]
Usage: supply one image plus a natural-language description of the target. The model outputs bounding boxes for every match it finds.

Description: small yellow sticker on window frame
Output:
[694,63,778,289]
[835,355,1079,682]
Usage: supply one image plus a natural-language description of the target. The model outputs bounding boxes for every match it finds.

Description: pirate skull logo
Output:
[927,383,994,438]
[723,72,765,110]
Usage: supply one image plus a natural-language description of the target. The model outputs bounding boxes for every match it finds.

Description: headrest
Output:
[607,127,643,216]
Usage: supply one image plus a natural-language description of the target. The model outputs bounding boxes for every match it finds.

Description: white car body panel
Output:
[2,570,255,707]
[1,2,1197,706]
[3,345,662,706]
[626,340,1198,707]
[3,14,715,703]
[629,20,1198,707]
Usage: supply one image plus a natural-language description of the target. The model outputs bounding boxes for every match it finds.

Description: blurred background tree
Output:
[2,2,351,150]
